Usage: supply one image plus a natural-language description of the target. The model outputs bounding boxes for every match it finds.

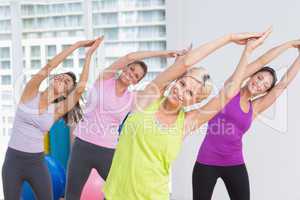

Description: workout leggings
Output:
[192,162,250,200]
[2,147,52,200]
[65,137,115,200]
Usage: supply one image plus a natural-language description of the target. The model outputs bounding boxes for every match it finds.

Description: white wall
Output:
[166,0,300,199]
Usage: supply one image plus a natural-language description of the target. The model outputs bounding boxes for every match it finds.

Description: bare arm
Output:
[185,29,272,133]
[99,50,179,80]
[253,52,300,117]
[54,37,103,121]
[133,32,263,112]
[20,40,95,103]
[142,34,233,96]
[143,31,264,97]
[244,41,293,78]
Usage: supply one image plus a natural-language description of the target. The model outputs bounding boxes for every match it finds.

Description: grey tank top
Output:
[8,93,55,153]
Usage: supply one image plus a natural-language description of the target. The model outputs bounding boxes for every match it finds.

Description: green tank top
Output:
[103,97,185,200]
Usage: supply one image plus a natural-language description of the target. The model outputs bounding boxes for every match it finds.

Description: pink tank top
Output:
[74,77,134,149]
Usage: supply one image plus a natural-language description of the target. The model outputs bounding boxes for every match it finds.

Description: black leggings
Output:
[2,147,53,200]
[192,162,250,200]
[65,138,115,200]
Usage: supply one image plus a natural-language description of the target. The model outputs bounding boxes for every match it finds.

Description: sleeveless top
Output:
[197,92,253,166]
[74,77,134,149]
[103,97,185,200]
[9,93,55,153]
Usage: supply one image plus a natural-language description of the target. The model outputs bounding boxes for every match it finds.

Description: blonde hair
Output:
[183,67,212,99]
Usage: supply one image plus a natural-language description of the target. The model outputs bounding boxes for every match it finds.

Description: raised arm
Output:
[185,29,271,133]
[100,50,179,80]
[20,39,95,103]
[243,39,300,79]
[144,32,263,97]
[54,37,103,121]
[252,48,300,117]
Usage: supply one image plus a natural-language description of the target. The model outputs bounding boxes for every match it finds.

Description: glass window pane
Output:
[68,2,82,12]
[63,59,73,68]
[1,61,10,69]
[0,20,11,31]
[46,45,56,57]
[1,75,11,85]
[0,47,10,59]
[0,6,10,18]
[31,60,41,69]
[22,18,35,29]
[79,58,85,68]
[21,5,35,16]
[31,46,40,57]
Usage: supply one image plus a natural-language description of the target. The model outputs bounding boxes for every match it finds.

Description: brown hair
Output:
[52,72,84,126]
[127,60,148,81]
[253,66,277,92]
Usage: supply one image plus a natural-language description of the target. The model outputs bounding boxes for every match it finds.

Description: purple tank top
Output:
[8,93,55,153]
[197,92,253,166]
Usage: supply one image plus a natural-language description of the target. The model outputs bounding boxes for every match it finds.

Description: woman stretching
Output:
[65,48,181,199]
[103,28,270,200]
[193,38,300,200]
[1,37,102,200]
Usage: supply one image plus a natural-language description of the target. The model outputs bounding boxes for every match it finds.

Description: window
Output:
[1,61,10,69]
[36,17,51,29]
[79,58,85,68]
[62,45,73,56]
[1,91,12,101]
[31,60,41,69]
[138,26,165,38]
[0,47,10,59]
[46,45,56,57]
[1,75,11,85]
[31,46,41,58]
[68,2,82,12]
[0,6,10,18]
[67,15,82,27]
[139,41,166,51]
[94,28,119,40]
[36,4,50,15]
[136,0,165,7]
[119,27,137,40]
[63,59,73,68]
[0,20,11,31]
[51,4,66,14]
[41,32,55,38]
[120,0,136,8]
[93,13,118,26]
[137,10,165,23]
[22,18,35,29]
[93,0,118,10]
[78,48,85,57]
[53,16,67,28]
[21,5,35,16]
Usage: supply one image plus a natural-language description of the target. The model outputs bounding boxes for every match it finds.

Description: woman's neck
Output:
[115,78,128,95]
[240,87,252,101]
[160,99,181,116]
[41,89,59,105]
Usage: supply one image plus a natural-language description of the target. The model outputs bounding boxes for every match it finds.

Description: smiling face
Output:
[167,76,207,108]
[247,71,275,95]
[50,73,75,96]
[119,62,146,86]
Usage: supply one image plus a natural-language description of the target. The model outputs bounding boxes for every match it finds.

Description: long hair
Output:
[52,72,84,126]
